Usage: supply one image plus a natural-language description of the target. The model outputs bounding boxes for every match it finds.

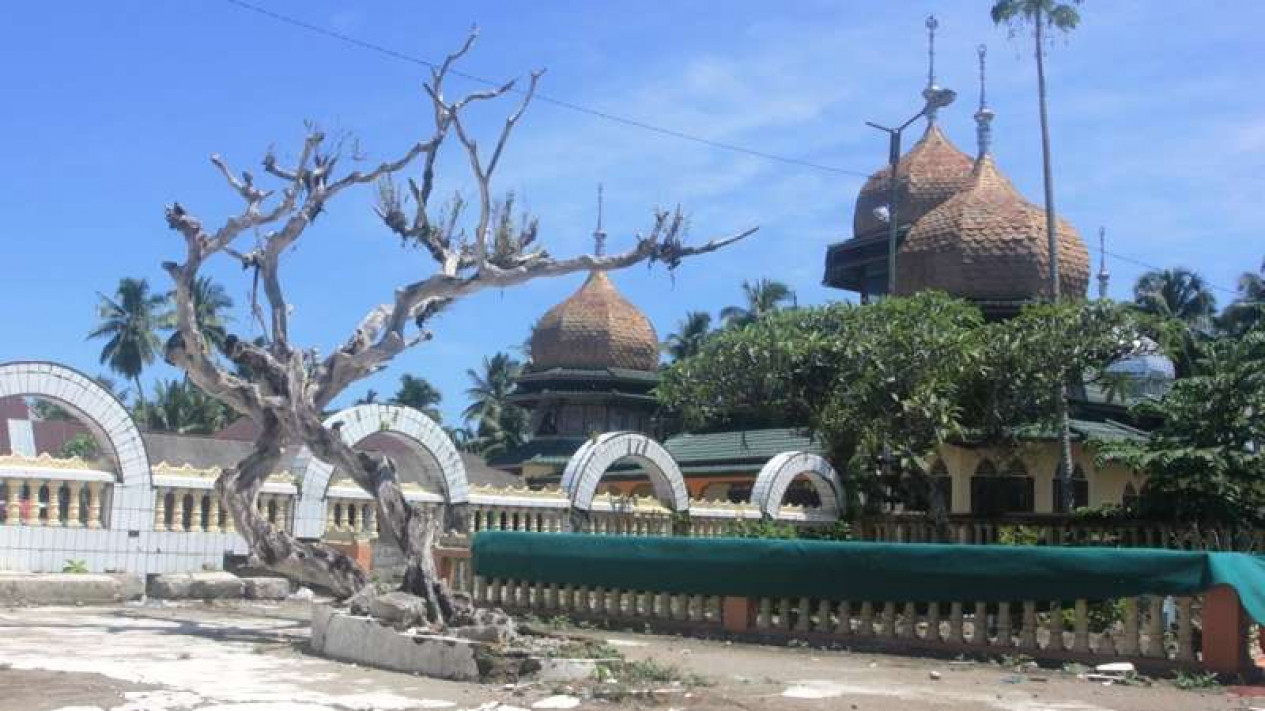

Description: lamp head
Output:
[922,86,957,114]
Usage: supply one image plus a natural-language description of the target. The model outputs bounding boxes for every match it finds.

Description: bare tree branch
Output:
[160,26,758,623]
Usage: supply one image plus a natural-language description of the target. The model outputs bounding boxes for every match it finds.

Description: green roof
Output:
[517,367,659,383]
[665,428,822,464]
[486,437,587,468]
[487,427,824,473]
[992,418,1150,444]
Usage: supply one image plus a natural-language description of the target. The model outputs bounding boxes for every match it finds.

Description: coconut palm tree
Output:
[87,278,171,406]
[991,0,1082,299]
[1133,268,1217,327]
[1219,257,1265,337]
[135,378,233,434]
[391,374,443,423]
[991,1,1084,513]
[1133,268,1217,379]
[463,353,526,455]
[185,276,234,353]
[662,311,713,363]
[720,279,795,329]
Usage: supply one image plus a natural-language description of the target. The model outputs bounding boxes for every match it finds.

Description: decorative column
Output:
[154,488,167,531]
[86,482,102,529]
[67,482,82,528]
[208,494,222,533]
[24,481,40,526]
[326,502,337,534]
[3,480,17,523]
[190,492,204,531]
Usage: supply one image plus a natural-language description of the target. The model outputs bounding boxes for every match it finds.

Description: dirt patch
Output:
[0,667,155,711]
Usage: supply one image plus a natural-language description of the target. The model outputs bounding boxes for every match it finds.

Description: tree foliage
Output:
[662,311,713,363]
[135,378,235,435]
[462,352,527,456]
[659,294,1141,510]
[1220,256,1265,337]
[391,374,443,423]
[59,433,100,461]
[87,277,171,404]
[719,278,795,329]
[1096,325,1265,524]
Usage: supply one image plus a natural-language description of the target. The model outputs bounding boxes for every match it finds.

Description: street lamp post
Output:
[867,86,956,297]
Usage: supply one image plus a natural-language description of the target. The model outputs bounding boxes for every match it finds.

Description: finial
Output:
[974,44,995,158]
[1097,226,1110,300]
[592,183,607,257]
[922,15,942,124]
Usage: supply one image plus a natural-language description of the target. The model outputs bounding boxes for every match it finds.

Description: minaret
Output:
[592,183,607,257]
[1097,227,1110,300]
[922,15,943,125]
[974,44,995,158]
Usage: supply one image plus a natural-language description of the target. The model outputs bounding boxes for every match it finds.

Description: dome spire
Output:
[1097,226,1111,299]
[922,15,943,125]
[592,183,607,257]
[974,44,995,159]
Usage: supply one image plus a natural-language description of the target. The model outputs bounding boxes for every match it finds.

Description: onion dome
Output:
[529,271,659,372]
[894,154,1090,302]
[852,124,975,237]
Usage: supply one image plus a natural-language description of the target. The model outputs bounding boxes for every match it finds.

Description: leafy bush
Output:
[62,559,88,574]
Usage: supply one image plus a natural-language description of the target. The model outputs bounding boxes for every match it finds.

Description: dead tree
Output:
[159,30,756,628]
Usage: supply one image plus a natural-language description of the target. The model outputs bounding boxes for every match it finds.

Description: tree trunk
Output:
[299,417,457,626]
[1035,6,1059,302]
[133,376,146,410]
[216,416,371,599]
[1034,7,1075,507]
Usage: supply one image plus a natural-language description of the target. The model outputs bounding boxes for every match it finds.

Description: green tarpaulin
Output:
[472,532,1265,622]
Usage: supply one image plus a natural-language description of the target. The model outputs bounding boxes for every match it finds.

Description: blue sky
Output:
[2,1,1262,426]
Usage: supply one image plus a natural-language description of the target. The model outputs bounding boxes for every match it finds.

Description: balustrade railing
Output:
[0,474,109,528]
[858,514,1265,551]
[152,484,296,534]
[433,545,1255,676]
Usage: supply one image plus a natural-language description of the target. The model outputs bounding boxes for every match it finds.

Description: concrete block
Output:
[149,571,244,600]
[0,572,124,605]
[311,605,484,681]
[107,573,145,600]
[243,577,291,600]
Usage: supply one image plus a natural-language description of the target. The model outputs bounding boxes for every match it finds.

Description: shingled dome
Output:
[894,154,1090,303]
[852,123,974,237]
[530,271,659,373]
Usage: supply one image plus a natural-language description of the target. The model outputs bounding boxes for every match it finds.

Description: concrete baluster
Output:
[1072,599,1091,654]
[66,482,82,528]
[1144,596,1167,658]
[1019,601,1038,649]
[948,602,964,644]
[834,601,852,635]
[3,480,17,523]
[23,481,39,525]
[1117,597,1140,656]
[86,482,102,529]
[994,602,1012,648]
[859,601,875,637]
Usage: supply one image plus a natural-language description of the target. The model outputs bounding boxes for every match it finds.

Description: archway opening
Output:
[0,363,152,530]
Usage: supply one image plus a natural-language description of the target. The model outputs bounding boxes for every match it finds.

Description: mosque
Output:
[489,19,1166,516]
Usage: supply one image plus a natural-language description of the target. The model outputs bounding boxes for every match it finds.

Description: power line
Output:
[220,0,1244,297]
[1101,249,1238,295]
[221,0,870,179]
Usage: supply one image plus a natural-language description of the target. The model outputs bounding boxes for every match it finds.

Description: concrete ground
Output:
[0,603,1255,711]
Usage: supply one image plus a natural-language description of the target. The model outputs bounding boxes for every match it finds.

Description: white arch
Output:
[560,432,688,513]
[0,361,152,529]
[750,451,842,519]
[292,404,467,538]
